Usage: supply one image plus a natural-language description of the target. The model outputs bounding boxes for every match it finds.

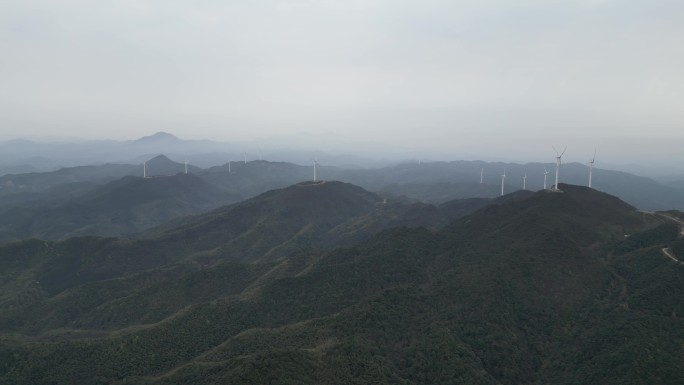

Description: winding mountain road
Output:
[642,211,684,264]
[653,212,684,234]
[661,247,680,263]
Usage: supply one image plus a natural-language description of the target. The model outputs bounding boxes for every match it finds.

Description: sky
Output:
[1,0,683,164]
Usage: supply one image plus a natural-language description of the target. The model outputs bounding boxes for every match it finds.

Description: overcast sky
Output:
[1,0,683,163]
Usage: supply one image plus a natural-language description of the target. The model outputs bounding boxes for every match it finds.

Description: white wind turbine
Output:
[588,149,596,188]
[552,146,567,191]
[543,167,550,190]
[480,168,484,184]
[184,160,188,174]
[313,159,319,182]
[523,172,527,190]
[143,161,147,179]
[500,167,506,196]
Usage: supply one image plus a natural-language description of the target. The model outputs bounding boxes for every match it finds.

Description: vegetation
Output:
[0,182,683,384]
[0,173,240,243]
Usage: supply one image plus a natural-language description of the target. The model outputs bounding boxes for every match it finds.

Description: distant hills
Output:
[1,131,683,213]
[0,131,390,172]
[1,181,683,384]
[6,155,641,247]
[132,131,185,144]
[0,154,684,241]
[0,132,231,171]
[0,173,240,242]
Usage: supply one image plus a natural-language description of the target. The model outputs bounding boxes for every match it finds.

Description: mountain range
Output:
[2,153,684,217]
[1,181,683,384]
[0,131,392,172]
[0,173,240,243]
[6,150,681,245]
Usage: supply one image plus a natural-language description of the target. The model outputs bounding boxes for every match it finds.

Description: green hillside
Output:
[0,183,683,384]
[142,180,472,263]
[0,182,469,333]
[0,173,240,243]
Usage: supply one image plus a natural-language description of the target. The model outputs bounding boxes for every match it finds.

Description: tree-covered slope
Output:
[0,183,683,384]
[0,173,240,242]
[0,181,469,333]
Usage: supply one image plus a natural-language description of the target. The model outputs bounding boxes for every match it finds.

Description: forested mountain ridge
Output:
[0,173,241,243]
[142,180,478,262]
[0,181,475,308]
[3,157,684,216]
[0,183,683,384]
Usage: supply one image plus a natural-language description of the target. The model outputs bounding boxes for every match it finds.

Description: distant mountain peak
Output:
[143,154,191,177]
[134,132,181,143]
[147,154,175,163]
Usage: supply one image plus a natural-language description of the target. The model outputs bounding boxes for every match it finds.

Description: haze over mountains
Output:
[1,161,684,245]
[1,132,684,384]
[1,134,683,217]
[2,131,684,179]
[4,0,684,381]
[0,132,391,172]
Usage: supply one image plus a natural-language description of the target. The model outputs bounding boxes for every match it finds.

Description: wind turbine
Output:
[480,168,484,184]
[184,160,188,174]
[523,172,527,190]
[552,146,567,191]
[228,161,231,173]
[243,152,247,164]
[588,149,596,188]
[543,167,549,189]
[143,162,147,179]
[500,167,506,196]
[313,159,318,182]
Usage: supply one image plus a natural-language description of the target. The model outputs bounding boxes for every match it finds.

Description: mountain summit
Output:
[133,131,182,144]
[151,181,385,262]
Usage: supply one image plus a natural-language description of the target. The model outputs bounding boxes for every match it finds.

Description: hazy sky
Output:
[1,0,683,162]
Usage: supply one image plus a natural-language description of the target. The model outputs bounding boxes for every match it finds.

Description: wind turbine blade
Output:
[552,146,559,156]
[560,146,567,157]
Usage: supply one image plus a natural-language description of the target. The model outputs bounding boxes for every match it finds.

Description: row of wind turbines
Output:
[493,147,597,196]
[141,148,596,193]
[143,152,255,178]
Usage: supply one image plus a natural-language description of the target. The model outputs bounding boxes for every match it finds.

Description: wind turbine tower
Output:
[523,172,527,190]
[552,146,567,191]
[244,152,247,164]
[313,159,318,182]
[228,161,231,173]
[144,162,147,179]
[184,160,188,174]
[543,167,549,189]
[500,168,506,196]
[588,149,596,188]
[480,168,484,184]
